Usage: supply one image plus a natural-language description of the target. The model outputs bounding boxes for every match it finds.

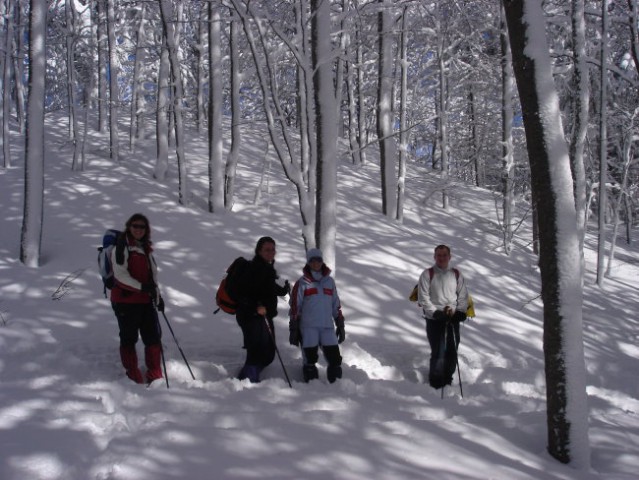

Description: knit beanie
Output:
[306,248,323,263]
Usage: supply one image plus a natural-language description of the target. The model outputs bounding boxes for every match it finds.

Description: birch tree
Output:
[503,0,590,467]
[20,0,46,267]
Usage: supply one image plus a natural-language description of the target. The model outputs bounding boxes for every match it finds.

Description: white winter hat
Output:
[306,248,323,262]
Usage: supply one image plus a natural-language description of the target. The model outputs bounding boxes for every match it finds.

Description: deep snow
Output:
[0,114,638,480]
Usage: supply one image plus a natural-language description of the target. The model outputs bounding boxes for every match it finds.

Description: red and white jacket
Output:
[110,235,159,304]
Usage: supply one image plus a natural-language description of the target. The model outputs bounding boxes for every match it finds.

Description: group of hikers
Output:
[107,213,470,390]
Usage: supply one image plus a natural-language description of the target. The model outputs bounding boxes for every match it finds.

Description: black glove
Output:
[452,310,466,323]
[284,280,291,295]
[335,315,345,344]
[157,296,165,313]
[433,310,448,322]
[289,318,300,346]
[140,282,156,295]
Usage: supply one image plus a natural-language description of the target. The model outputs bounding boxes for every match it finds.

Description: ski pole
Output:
[151,308,169,389]
[160,342,170,389]
[450,324,463,398]
[159,309,196,380]
[263,316,292,388]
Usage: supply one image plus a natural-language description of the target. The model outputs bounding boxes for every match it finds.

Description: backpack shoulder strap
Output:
[428,267,434,281]
[453,268,460,281]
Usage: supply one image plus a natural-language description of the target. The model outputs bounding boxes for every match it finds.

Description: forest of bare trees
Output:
[1,0,638,468]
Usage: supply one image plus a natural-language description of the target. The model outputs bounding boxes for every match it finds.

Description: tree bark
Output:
[503,0,590,467]
[20,0,46,267]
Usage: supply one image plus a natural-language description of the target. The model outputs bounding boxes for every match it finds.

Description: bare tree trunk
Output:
[159,0,188,205]
[569,0,589,252]
[2,0,14,168]
[65,0,75,141]
[66,0,82,171]
[226,10,241,208]
[312,0,338,268]
[377,0,398,218]
[356,25,367,165]
[129,4,146,152]
[106,0,119,162]
[503,0,590,467]
[21,0,46,267]
[155,37,170,180]
[12,0,26,134]
[96,0,107,132]
[436,4,449,209]
[397,6,408,223]
[501,4,515,255]
[596,0,609,287]
[196,4,206,135]
[208,2,225,213]
[346,15,362,165]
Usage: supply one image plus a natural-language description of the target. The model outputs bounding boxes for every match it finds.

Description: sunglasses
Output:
[130,223,147,230]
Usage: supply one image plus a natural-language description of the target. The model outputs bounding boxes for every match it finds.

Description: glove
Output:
[335,315,345,344]
[433,310,448,322]
[284,280,291,295]
[451,310,467,323]
[140,282,156,295]
[289,318,300,346]
[157,296,165,313]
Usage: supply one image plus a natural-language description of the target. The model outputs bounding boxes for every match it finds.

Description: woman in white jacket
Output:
[288,249,345,383]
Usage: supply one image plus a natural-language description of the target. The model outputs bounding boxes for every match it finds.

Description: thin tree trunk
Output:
[377,0,398,218]
[596,0,609,286]
[129,4,146,152]
[106,0,119,162]
[159,0,188,205]
[397,6,408,223]
[155,37,170,180]
[569,0,588,251]
[20,0,46,267]
[12,0,25,134]
[501,4,515,255]
[96,0,107,132]
[208,2,225,213]
[226,10,241,208]
[2,0,14,168]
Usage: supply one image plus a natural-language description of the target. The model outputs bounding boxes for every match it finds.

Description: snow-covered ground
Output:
[0,114,637,479]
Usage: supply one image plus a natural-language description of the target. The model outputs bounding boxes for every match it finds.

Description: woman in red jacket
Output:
[110,213,164,384]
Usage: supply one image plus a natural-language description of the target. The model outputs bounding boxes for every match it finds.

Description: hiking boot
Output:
[302,364,319,382]
[238,365,261,383]
[327,365,342,383]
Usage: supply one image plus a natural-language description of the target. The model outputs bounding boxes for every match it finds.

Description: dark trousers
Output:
[237,314,276,369]
[112,302,162,347]
[426,320,460,388]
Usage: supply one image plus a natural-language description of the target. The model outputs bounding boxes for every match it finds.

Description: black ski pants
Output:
[426,319,460,388]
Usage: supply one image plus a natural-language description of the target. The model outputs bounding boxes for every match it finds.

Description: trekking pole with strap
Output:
[450,323,464,398]
[153,311,170,389]
[262,315,293,388]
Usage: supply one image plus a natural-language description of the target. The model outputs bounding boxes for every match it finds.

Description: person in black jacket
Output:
[236,236,289,383]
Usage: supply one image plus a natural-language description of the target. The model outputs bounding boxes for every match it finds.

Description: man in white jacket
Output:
[418,244,469,389]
